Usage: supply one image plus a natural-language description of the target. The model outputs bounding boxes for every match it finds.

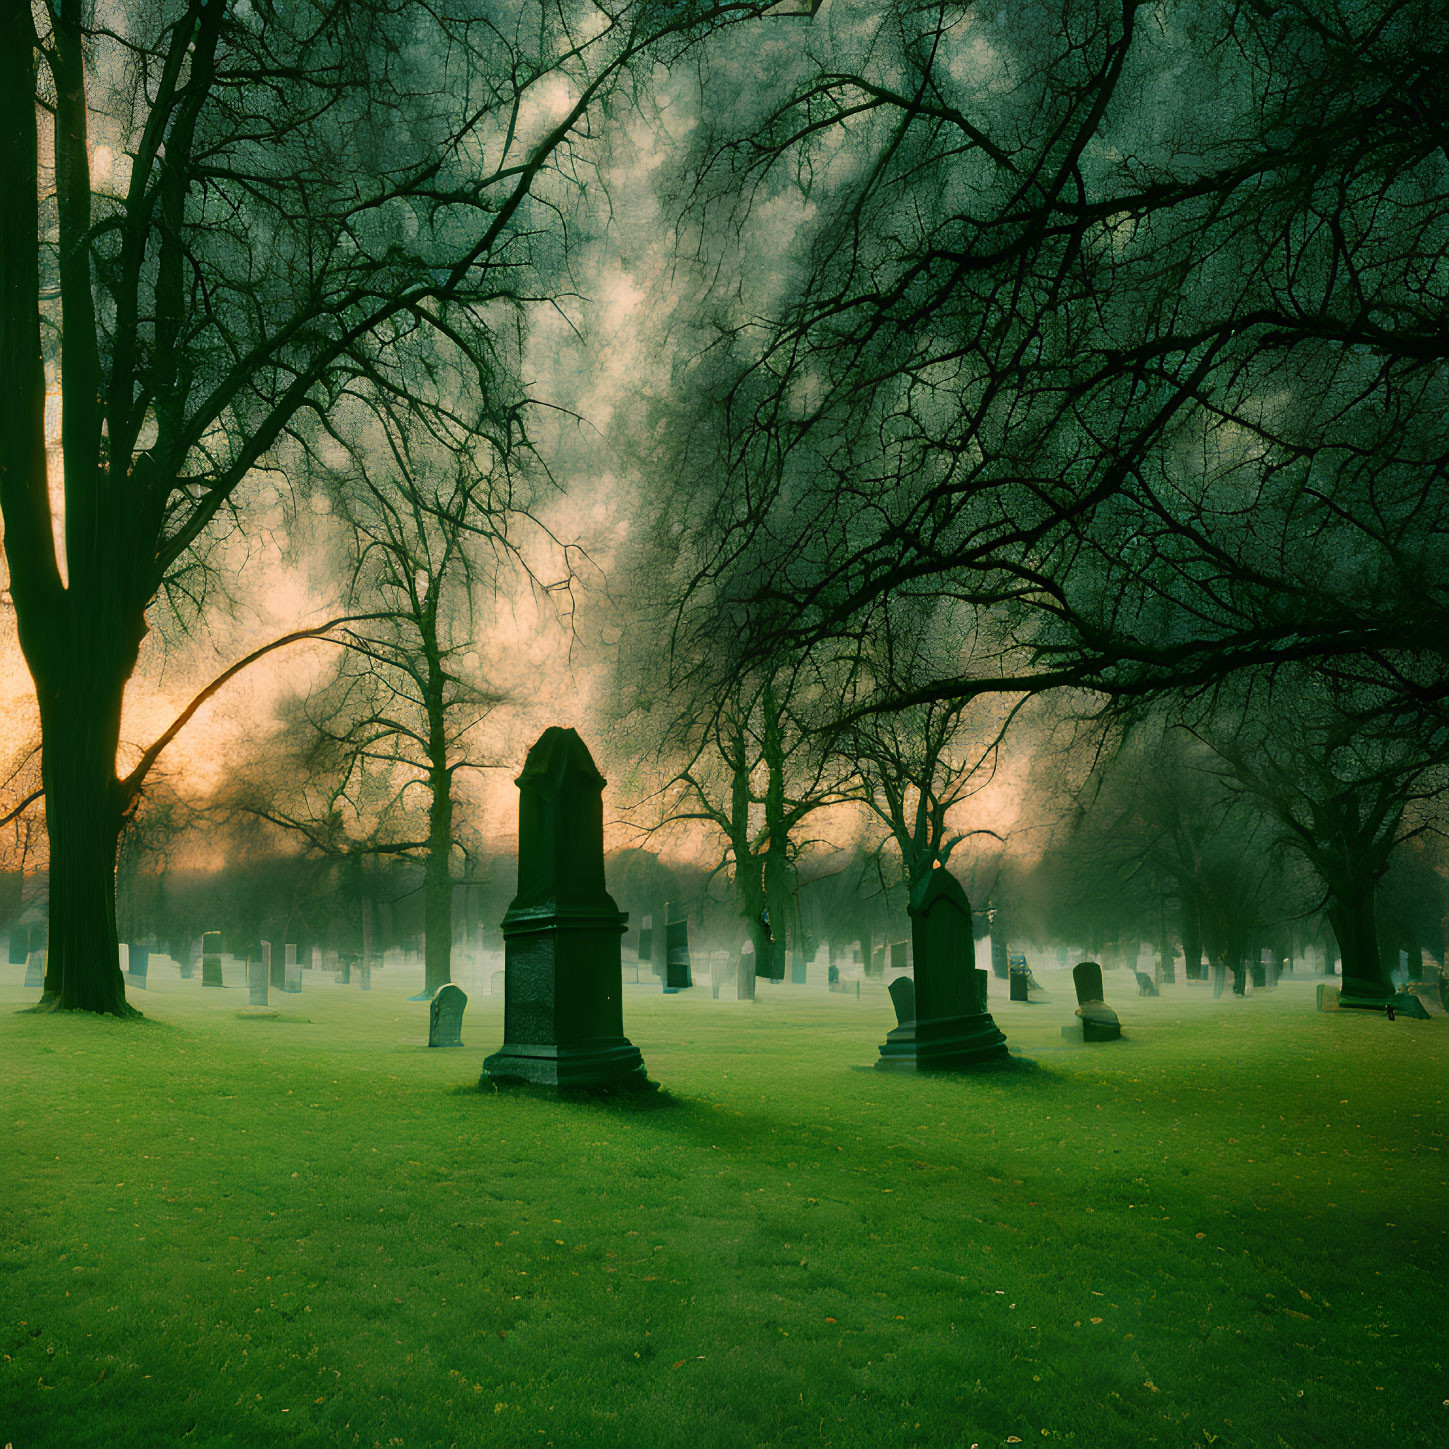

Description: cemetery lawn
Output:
[2,974,1446,1449]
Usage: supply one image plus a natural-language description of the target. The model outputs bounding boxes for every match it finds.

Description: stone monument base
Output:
[1391,991,1432,1020]
[1077,1001,1121,1042]
[875,1013,1008,1071]
[482,1037,649,1092]
[1337,992,1396,1012]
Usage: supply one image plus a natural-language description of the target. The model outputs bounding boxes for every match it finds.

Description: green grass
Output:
[2,968,1445,1448]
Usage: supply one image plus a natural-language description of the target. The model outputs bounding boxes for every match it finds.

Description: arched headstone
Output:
[1068,960,1121,1042]
[876,868,1008,1071]
[429,984,467,1047]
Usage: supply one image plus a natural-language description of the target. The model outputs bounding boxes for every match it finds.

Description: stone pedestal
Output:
[482,728,647,1092]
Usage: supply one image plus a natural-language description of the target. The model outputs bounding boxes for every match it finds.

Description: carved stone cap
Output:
[516,726,606,792]
[907,864,971,920]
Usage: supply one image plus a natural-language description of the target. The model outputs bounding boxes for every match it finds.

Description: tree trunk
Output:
[760,687,791,981]
[1327,879,1391,998]
[37,689,130,1014]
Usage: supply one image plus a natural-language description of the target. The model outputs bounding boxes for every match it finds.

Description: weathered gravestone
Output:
[876,868,1008,1071]
[284,948,302,994]
[267,940,284,991]
[664,903,693,991]
[481,727,647,1091]
[127,943,149,989]
[248,955,269,1006]
[201,931,224,988]
[429,983,467,1047]
[887,975,915,1029]
[1009,952,1030,1002]
[1135,970,1159,997]
[1066,961,1121,1042]
[889,940,908,975]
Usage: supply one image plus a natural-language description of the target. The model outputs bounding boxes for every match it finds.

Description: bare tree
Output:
[0,0,818,1014]
[664,672,849,984]
[1184,671,1448,997]
[241,442,512,995]
[656,0,1448,765]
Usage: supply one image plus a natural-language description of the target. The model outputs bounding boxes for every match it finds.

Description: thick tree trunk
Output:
[37,690,130,1014]
[1327,879,1391,999]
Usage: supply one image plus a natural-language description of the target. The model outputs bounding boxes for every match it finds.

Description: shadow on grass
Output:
[15,1000,155,1025]
[454,1076,686,1114]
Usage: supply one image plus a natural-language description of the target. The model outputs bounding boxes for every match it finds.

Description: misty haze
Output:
[2,3,1445,1447]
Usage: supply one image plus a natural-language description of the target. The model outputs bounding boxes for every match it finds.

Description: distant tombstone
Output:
[284,950,302,994]
[1073,960,1104,1004]
[1212,963,1226,998]
[887,975,916,1028]
[876,868,1008,1071]
[889,940,908,974]
[637,915,654,964]
[481,727,648,1091]
[310,946,322,972]
[127,943,150,988]
[1069,960,1121,1042]
[1134,971,1159,997]
[428,984,467,1047]
[1009,953,1030,1002]
[248,956,269,1006]
[201,931,224,988]
[663,905,693,991]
